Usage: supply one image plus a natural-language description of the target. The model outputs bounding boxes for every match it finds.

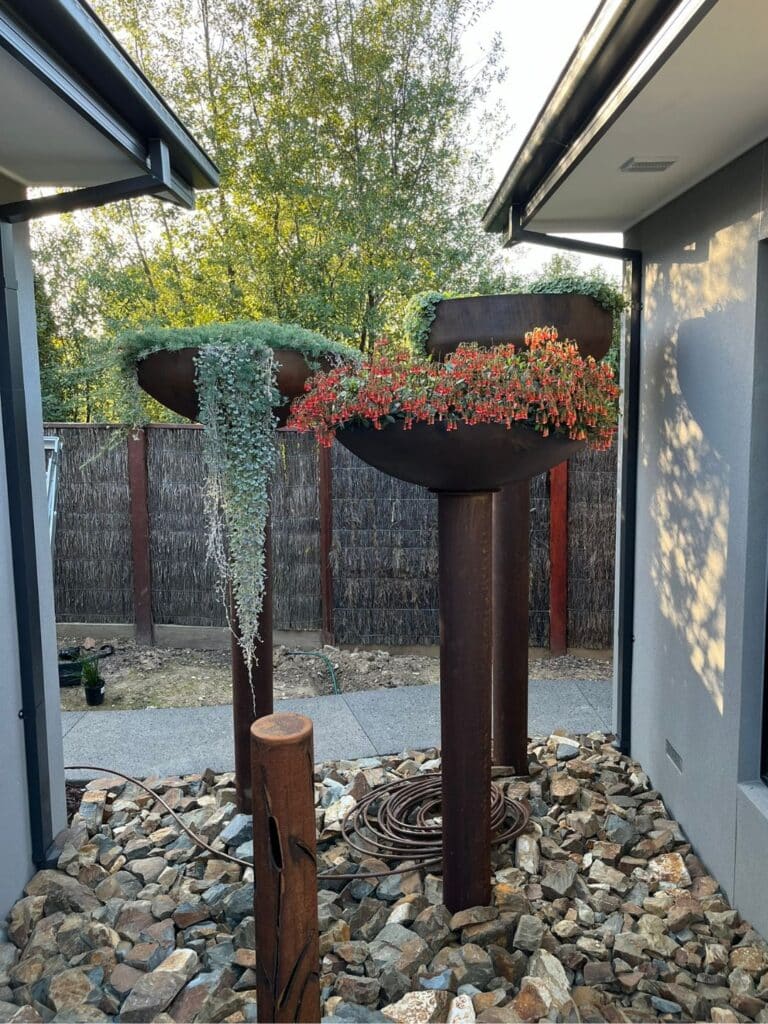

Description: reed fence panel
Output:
[47,424,617,648]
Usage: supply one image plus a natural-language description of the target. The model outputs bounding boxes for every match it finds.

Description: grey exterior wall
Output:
[0,174,66,919]
[625,142,768,936]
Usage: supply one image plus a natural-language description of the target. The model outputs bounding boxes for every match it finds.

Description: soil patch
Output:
[58,635,611,712]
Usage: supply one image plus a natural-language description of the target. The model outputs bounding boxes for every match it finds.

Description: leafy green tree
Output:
[32,0,518,402]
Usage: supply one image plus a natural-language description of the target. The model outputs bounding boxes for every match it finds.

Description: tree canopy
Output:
[33,0,525,420]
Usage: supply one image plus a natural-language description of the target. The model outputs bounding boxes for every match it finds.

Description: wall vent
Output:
[620,157,677,173]
[665,739,683,773]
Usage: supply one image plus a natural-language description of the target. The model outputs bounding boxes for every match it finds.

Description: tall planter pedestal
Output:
[492,482,530,773]
[339,420,581,911]
[438,491,493,910]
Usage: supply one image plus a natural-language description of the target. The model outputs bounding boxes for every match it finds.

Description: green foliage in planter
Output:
[117,319,356,376]
[81,659,103,688]
[116,320,359,692]
[402,258,626,371]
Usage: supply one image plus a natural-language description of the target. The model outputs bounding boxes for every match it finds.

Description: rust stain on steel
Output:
[251,712,320,1023]
[231,515,273,814]
[492,481,530,772]
[438,491,493,912]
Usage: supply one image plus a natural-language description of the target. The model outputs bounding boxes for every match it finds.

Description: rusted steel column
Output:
[492,481,530,773]
[318,444,334,645]
[549,462,569,656]
[438,491,493,912]
[251,712,320,1024]
[127,427,154,646]
[232,516,273,813]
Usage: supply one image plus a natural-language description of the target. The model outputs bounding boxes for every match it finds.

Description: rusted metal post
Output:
[492,481,530,772]
[251,712,320,1024]
[126,427,153,646]
[549,462,569,655]
[232,516,273,813]
[318,444,334,645]
[438,491,493,912]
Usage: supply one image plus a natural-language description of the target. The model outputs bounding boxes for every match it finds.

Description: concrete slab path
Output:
[62,678,613,779]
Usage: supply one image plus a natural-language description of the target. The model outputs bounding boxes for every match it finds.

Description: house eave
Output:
[482,0,695,236]
[0,0,219,195]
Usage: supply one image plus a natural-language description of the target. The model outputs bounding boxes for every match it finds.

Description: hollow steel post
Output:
[492,482,530,773]
[251,712,320,1024]
[438,491,493,912]
[232,516,273,813]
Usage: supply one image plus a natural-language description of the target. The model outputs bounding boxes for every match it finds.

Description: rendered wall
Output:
[0,175,66,919]
[625,142,768,935]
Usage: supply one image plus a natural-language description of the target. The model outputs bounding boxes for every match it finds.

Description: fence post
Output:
[318,444,334,644]
[251,712,320,1023]
[127,427,153,646]
[548,461,568,656]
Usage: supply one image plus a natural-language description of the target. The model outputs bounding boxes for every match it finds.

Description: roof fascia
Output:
[482,0,687,235]
[520,0,719,233]
[0,5,146,168]
[30,0,218,189]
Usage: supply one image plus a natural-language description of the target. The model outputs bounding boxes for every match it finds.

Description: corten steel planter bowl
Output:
[426,293,612,361]
[136,346,323,426]
[337,420,583,493]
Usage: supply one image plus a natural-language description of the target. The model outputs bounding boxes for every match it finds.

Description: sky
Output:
[465,0,622,280]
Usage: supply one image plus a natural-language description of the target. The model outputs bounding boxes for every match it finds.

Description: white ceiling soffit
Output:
[0,45,142,188]
[526,0,768,234]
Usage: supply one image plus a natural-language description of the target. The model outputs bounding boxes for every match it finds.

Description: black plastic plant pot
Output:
[84,684,105,707]
[336,420,583,493]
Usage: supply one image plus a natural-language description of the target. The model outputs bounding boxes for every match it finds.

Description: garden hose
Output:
[285,649,340,695]
[64,764,530,882]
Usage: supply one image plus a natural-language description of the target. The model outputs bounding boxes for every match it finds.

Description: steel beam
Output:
[438,491,493,912]
[231,516,273,812]
[492,482,530,773]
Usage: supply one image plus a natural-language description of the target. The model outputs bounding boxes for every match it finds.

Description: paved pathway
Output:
[62,679,613,779]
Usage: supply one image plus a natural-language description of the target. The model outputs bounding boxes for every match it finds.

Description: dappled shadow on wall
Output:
[642,220,753,717]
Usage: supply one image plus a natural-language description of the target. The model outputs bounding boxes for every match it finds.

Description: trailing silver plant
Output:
[195,342,279,702]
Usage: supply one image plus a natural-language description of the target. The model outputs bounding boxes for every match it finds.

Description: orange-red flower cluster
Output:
[288,327,620,451]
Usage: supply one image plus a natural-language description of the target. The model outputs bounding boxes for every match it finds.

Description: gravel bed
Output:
[5,731,757,1024]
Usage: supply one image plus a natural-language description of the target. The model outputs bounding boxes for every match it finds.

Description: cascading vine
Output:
[194,342,279,700]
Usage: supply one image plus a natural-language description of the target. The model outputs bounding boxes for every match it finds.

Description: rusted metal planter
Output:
[136,345,322,811]
[425,292,612,361]
[136,345,321,426]
[423,292,612,773]
[338,420,582,492]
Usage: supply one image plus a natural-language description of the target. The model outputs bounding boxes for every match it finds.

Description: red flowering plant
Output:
[288,327,620,451]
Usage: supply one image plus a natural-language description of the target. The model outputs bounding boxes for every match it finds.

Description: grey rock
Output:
[219,814,252,848]
[513,915,545,953]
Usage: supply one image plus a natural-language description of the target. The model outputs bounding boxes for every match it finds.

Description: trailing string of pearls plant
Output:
[195,342,278,699]
[119,321,359,699]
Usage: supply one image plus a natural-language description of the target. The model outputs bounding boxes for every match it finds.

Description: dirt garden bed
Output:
[57,638,612,712]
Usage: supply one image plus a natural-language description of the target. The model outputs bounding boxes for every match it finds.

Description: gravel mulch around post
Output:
[1,732,766,1023]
